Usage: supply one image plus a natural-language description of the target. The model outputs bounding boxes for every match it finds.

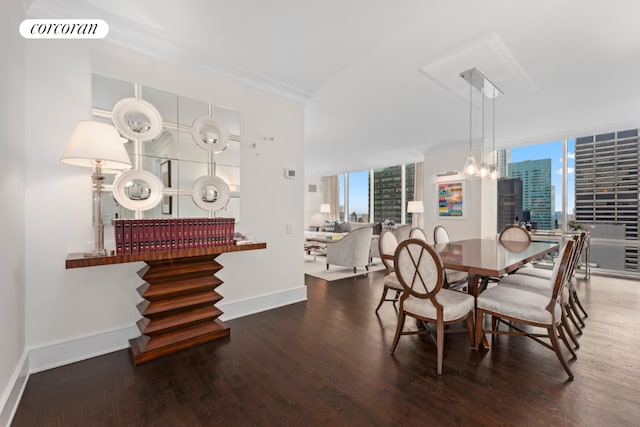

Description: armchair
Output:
[326,226,374,273]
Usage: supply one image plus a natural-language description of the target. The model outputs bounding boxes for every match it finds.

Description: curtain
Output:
[322,175,339,221]
[414,162,425,229]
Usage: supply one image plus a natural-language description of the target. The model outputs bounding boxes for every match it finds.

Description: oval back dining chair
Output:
[499,225,531,243]
[409,227,429,242]
[432,225,466,291]
[375,230,403,313]
[433,225,451,244]
[390,239,475,375]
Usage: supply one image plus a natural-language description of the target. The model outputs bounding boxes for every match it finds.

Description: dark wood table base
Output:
[129,255,230,365]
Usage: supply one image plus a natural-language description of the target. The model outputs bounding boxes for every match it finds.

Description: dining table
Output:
[435,238,559,297]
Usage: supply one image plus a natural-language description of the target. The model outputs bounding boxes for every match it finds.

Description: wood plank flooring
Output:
[11,271,640,426]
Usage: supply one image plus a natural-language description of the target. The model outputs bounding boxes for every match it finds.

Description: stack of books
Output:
[113,218,235,255]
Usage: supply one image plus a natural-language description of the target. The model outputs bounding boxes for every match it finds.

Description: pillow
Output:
[324,220,335,232]
[373,222,383,235]
[334,221,347,233]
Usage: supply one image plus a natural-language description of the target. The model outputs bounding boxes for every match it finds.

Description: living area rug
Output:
[304,257,385,281]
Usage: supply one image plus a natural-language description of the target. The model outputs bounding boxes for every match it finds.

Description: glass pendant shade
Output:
[478,161,489,178]
[463,155,478,176]
[489,164,499,180]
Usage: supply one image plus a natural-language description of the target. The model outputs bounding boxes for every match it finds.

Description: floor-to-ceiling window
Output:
[498,129,639,278]
[332,162,417,225]
[404,163,415,224]
[372,166,402,223]
[347,170,370,222]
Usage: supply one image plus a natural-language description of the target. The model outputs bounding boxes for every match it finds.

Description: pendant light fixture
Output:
[462,71,478,176]
[460,68,503,179]
[478,89,489,178]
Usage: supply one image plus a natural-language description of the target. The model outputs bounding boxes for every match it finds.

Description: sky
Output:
[340,140,576,216]
[510,140,575,215]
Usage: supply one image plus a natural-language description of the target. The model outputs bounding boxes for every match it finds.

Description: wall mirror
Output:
[91,74,241,224]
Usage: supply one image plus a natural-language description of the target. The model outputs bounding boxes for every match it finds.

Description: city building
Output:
[575,129,639,271]
[509,159,553,230]
[372,164,414,223]
[496,178,523,232]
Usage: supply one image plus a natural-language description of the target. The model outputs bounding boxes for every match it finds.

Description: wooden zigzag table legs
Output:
[129,254,230,365]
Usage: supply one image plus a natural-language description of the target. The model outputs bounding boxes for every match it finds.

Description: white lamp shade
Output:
[407,201,424,214]
[60,121,132,172]
[320,203,331,214]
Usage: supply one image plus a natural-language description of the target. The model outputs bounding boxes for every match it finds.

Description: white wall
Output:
[0,0,27,424]
[24,40,306,365]
[423,144,496,240]
[304,175,325,229]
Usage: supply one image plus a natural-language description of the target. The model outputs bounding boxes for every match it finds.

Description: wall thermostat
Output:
[284,168,296,179]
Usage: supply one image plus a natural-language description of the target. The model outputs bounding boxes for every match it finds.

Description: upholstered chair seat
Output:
[403,289,474,321]
[477,286,562,324]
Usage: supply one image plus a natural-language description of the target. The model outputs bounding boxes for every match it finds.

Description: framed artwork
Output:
[161,160,172,188]
[438,181,464,218]
[162,195,172,215]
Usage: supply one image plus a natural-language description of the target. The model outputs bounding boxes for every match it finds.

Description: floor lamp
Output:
[60,121,132,256]
[407,201,424,229]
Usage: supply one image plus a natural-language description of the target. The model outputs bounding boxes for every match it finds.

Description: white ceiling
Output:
[27,0,640,175]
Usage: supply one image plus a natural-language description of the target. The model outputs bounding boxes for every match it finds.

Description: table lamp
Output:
[407,200,424,228]
[320,203,331,220]
[60,121,132,256]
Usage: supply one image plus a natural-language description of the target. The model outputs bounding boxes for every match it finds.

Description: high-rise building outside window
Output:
[575,129,639,272]
[509,159,553,230]
[373,166,402,223]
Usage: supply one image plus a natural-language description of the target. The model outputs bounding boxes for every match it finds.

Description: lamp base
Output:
[82,249,110,258]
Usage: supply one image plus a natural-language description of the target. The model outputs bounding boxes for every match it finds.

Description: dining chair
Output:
[375,230,403,313]
[409,227,429,242]
[508,232,588,331]
[499,225,532,243]
[390,239,475,375]
[432,225,467,291]
[433,225,451,245]
[497,235,582,349]
[475,239,577,380]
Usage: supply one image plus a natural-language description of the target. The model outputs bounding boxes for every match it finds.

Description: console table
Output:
[66,243,267,365]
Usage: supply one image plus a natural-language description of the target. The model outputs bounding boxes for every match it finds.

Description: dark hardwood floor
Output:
[12,271,640,426]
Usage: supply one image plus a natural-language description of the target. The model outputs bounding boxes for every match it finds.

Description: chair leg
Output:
[353,267,356,274]
[474,309,485,350]
[466,314,475,346]
[389,311,406,354]
[565,302,583,334]
[326,263,329,270]
[568,296,585,328]
[548,324,574,380]
[558,321,577,359]
[365,265,369,272]
[572,289,589,318]
[491,315,500,332]
[561,312,580,349]
[436,318,445,375]
[375,287,389,313]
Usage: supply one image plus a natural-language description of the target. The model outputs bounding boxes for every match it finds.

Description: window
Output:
[373,166,402,223]
[333,162,416,225]
[347,170,370,223]
[500,128,640,278]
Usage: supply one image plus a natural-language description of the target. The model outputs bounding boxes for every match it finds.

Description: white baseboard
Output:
[218,285,307,321]
[27,286,307,374]
[0,350,29,427]
[28,325,140,374]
